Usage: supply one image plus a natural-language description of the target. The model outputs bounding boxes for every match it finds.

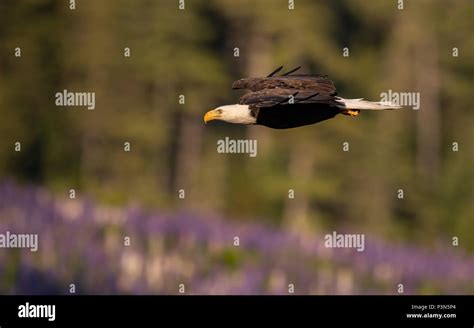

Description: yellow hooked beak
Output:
[203,109,222,123]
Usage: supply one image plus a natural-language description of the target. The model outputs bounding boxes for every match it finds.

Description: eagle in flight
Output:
[204,66,401,129]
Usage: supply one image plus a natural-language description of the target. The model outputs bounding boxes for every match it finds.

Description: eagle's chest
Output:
[256,104,340,129]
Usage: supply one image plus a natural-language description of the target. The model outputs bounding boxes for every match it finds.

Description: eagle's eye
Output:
[216,109,223,114]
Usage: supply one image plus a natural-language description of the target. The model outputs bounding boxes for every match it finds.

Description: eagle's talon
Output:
[342,109,360,117]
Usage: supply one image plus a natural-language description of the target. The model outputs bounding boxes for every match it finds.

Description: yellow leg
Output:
[342,109,360,117]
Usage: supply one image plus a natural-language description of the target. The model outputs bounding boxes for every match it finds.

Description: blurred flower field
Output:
[0,181,473,295]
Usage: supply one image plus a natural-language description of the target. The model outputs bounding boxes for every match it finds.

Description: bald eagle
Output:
[204,66,401,129]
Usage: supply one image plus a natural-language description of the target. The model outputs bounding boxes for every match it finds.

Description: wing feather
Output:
[233,75,337,94]
[239,88,341,108]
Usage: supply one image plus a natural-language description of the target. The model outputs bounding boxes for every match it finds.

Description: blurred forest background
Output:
[0,0,473,294]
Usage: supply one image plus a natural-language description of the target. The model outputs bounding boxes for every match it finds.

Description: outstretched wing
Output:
[274,76,336,93]
[233,75,337,94]
[239,88,341,108]
[232,66,337,94]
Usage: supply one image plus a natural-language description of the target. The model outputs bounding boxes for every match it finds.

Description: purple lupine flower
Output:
[0,181,473,295]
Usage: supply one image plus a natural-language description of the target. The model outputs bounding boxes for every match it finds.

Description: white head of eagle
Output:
[204,104,256,125]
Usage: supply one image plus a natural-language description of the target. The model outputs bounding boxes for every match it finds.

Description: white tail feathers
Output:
[336,97,402,110]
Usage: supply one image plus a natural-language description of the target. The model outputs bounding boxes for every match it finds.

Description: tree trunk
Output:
[415,33,440,182]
